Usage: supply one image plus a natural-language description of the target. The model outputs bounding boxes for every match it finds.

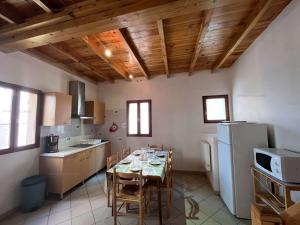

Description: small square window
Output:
[202,95,230,123]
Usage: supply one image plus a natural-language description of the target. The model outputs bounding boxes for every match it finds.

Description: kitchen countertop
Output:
[40,141,110,158]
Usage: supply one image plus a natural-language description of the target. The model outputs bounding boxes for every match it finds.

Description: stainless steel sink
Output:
[70,144,94,148]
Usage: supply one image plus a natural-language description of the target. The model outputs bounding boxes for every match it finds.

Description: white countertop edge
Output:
[40,141,110,158]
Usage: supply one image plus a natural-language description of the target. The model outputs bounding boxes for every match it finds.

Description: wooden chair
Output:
[148,144,163,150]
[113,168,146,225]
[146,150,173,218]
[168,148,174,189]
[281,203,300,225]
[122,147,131,159]
[107,152,120,207]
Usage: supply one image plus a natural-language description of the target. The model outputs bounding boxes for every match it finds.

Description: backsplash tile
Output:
[40,119,102,152]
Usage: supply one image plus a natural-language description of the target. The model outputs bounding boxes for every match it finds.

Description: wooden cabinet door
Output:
[39,157,64,194]
[62,153,81,192]
[43,92,72,126]
[85,149,96,178]
[104,142,111,165]
[84,101,105,124]
[95,145,106,171]
[55,93,72,125]
[94,102,105,124]
[79,150,94,180]
[90,150,97,175]
[77,151,87,180]
[43,94,56,126]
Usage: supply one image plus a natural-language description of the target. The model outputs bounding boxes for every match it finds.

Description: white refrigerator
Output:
[217,122,268,219]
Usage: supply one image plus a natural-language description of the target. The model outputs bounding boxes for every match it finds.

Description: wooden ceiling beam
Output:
[83,35,130,81]
[0,0,251,52]
[24,49,97,84]
[49,43,114,83]
[32,0,53,13]
[212,0,273,72]
[157,19,169,78]
[0,2,23,24]
[189,10,213,76]
[117,28,149,80]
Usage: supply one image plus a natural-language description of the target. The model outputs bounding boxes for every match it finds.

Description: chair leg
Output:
[107,175,111,207]
[107,187,111,207]
[147,187,152,215]
[113,199,117,225]
[166,188,171,219]
[139,201,144,225]
[148,188,152,213]
[126,203,129,213]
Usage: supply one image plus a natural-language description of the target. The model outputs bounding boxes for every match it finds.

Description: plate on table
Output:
[121,159,131,164]
[146,149,155,154]
[130,166,141,172]
[156,152,166,158]
[133,150,142,156]
[149,160,161,166]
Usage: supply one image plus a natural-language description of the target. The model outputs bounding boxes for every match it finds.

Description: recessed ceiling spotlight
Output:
[104,49,112,57]
[129,74,134,79]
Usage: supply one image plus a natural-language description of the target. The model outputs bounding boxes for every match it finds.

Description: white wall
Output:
[231,0,300,151]
[0,52,98,216]
[98,70,232,171]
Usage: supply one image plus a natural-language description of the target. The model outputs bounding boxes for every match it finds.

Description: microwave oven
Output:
[254,148,300,183]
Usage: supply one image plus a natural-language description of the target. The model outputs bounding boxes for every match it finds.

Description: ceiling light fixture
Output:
[129,74,134,79]
[104,49,112,57]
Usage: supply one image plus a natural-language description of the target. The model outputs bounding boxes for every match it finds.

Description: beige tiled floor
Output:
[0,171,251,225]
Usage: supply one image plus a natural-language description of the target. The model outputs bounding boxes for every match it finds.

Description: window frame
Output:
[126,99,152,137]
[202,95,230,124]
[0,81,42,155]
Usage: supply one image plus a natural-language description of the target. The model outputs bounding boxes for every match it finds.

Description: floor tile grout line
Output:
[85,179,97,225]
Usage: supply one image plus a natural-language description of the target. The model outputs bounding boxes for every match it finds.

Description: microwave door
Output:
[256,152,272,172]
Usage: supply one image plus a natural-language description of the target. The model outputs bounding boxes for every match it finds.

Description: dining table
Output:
[106,149,169,225]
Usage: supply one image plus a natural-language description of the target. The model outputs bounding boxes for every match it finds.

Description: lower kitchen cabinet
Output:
[62,152,82,194]
[95,145,106,173]
[39,142,111,198]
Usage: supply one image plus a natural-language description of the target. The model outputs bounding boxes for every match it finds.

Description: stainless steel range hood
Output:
[69,81,93,119]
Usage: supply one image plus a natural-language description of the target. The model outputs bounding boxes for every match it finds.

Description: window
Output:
[0,81,42,155]
[202,95,230,123]
[127,100,152,137]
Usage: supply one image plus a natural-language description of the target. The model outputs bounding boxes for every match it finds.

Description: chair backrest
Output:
[107,152,119,169]
[122,147,131,159]
[113,168,143,198]
[168,148,173,158]
[166,148,173,186]
[148,144,163,150]
[165,155,173,186]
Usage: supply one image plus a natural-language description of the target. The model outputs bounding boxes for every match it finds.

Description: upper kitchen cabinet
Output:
[84,101,105,125]
[43,92,72,126]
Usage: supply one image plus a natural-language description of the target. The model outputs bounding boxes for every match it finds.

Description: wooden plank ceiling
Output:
[0,0,291,83]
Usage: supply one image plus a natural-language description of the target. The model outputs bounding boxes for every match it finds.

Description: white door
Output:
[218,141,236,215]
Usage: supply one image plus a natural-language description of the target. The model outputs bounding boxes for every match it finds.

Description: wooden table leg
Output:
[157,179,162,225]
[284,187,293,209]
[106,173,111,207]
